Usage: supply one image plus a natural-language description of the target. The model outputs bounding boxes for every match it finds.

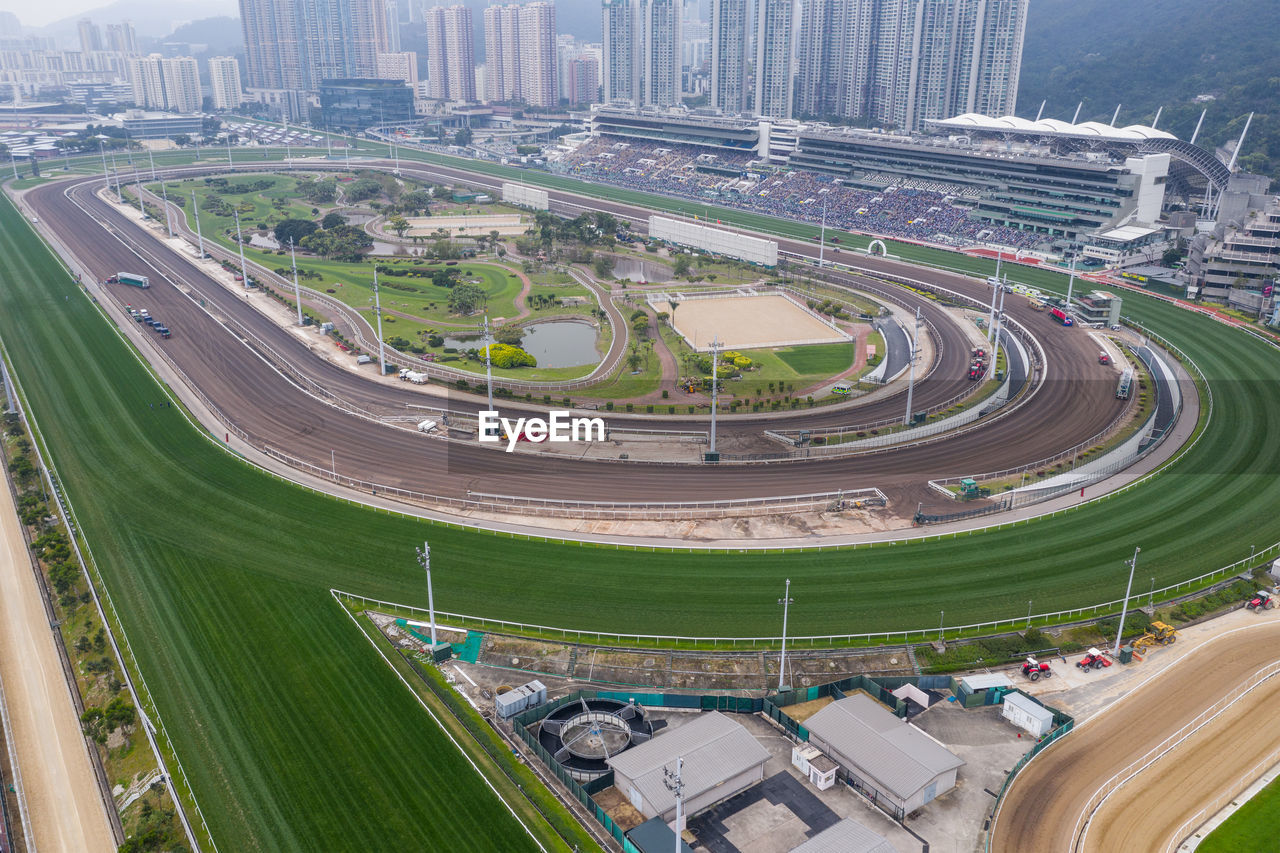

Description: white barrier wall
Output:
[501,182,550,210]
[648,215,778,266]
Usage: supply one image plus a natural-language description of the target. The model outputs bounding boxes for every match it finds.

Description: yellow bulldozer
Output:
[1132,621,1178,654]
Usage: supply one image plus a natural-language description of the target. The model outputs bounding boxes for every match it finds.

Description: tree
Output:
[321,212,346,229]
[29,157,39,178]
[672,254,692,278]
[495,324,524,346]
[274,218,319,246]
[400,189,433,212]
[172,134,191,147]
[627,349,643,372]
[389,215,410,238]
[454,128,473,147]
[448,282,486,315]
[345,178,382,203]
[593,254,615,279]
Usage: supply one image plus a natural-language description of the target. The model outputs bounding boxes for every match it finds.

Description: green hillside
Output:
[1019,0,1280,179]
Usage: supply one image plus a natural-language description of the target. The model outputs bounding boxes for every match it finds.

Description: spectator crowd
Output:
[558,136,1042,251]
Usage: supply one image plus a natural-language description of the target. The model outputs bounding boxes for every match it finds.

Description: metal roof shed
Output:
[625,817,696,853]
[1001,692,1054,737]
[803,694,964,818]
[606,711,770,832]
[788,817,897,853]
[958,673,1014,692]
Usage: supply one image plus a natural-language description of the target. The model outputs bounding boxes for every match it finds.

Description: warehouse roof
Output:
[789,818,897,853]
[959,673,1013,692]
[606,711,770,816]
[804,695,964,801]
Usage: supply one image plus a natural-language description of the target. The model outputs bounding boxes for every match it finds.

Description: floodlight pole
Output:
[1065,254,1077,311]
[158,175,173,237]
[484,314,495,412]
[226,134,233,168]
[192,191,205,256]
[373,265,386,375]
[233,209,250,289]
[146,145,157,180]
[416,543,437,645]
[107,150,123,201]
[904,306,920,425]
[777,578,793,691]
[1114,547,1140,657]
[132,166,146,218]
[709,336,721,455]
[817,196,827,268]
[97,138,110,191]
[939,610,944,643]
[986,255,1002,344]
[289,237,304,325]
[662,757,685,851]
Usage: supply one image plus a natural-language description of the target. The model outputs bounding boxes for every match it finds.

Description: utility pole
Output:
[226,134,233,169]
[904,307,920,425]
[777,579,793,691]
[192,191,205,257]
[97,137,110,193]
[1065,254,1077,312]
[233,209,250,289]
[415,543,438,645]
[1114,547,1140,657]
[938,610,944,644]
[289,237,304,325]
[662,758,685,851]
[146,145,157,180]
[708,336,721,459]
[373,265,386,376]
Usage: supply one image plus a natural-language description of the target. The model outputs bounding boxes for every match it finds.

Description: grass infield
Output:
[1199,774,1280,852]
[3,163,1280,846]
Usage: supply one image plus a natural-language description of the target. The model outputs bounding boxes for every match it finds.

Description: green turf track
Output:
[0,196,544,851]
[1199,774,1280,852]
[3,166,1280,847]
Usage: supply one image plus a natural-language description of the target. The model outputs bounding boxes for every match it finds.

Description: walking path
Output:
[0,478,114,852]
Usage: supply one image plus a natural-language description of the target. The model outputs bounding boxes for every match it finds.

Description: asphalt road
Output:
[992,620,1280,852]
[25,168,1127,508]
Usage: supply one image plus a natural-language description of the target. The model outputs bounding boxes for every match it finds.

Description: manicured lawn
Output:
[1199,775,1280,852]
[773,342,857,375]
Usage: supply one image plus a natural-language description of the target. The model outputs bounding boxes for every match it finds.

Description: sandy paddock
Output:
[653,293,853,351]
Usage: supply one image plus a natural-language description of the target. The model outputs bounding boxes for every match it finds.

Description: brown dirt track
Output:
[992,621,1280,853]
[24,173,1127,513]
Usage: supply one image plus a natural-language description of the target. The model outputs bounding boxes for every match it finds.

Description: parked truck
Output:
[1049,307,1074,326]
[108,272,150,288]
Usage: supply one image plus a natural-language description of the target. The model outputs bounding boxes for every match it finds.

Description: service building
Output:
[606,710,770,832]
[803,694,964,819]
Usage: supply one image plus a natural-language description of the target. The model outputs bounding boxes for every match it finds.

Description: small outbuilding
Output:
[788,817,896,853]
[606,711,770,832]
[1001,692,1054,737]
[625,817,695,853]
[803,694,964,818]
[791,745,837,791]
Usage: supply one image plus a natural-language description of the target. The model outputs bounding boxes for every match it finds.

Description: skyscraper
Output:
[642,0,680,107]
[565,54,600,106]
[794,0,1028,130]
[753,0,793,119]
[127,55,202,113]
[77,19,102,55]
[483,4,521,103]
[709,0,747,114]
[209,56,245,109]
[376,51,419,91]
[424,5,475,102]
[105,22,139,55]
[516,2,558,108]
[601,0,639,105]
[238,0,392,95]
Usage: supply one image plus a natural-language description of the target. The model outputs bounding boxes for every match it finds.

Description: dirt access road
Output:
[0,479,114,852]
[993,620,1280,852]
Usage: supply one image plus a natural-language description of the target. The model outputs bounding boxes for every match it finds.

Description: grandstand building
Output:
[789,126,1169,242]
[565,106,1253,252]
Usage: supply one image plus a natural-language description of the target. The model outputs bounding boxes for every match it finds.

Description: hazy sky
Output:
[5,1,105,27]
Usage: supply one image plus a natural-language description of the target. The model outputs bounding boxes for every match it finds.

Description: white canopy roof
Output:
[934,113,1176,142]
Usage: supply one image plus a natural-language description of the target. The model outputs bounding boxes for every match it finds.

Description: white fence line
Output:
[1074,659,1280,852]
[330,541,1280,648]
